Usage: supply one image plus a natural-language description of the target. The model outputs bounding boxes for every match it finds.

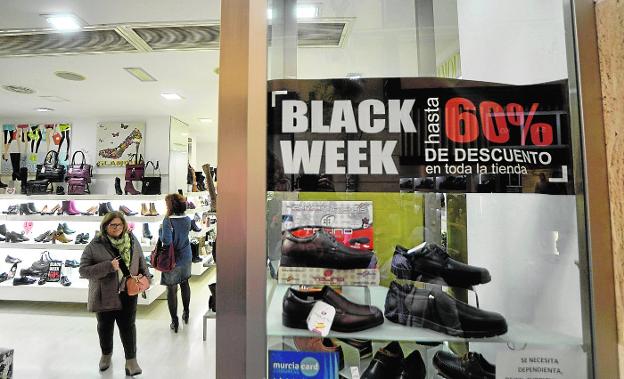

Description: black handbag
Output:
[141,161,161,195]
[25,179,53,195]
[36,151,66,182]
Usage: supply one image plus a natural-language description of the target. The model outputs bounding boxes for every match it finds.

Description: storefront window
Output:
[265,1,592,378]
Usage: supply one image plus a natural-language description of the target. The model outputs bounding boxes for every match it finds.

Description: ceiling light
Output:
[161,93,183,100]
[35,107,54,112]
[124,67,157,82]
[199,118,213,123]
[39,95,69,102]
[54,71,86,81]
[268,4,319,19]
[2,85,35,94]
[44,14,83,31]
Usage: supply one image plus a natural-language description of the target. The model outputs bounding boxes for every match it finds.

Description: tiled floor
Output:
[0,268,216,378]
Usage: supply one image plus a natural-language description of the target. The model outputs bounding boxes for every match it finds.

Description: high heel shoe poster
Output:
[96,122,145,168]
[0,123,72,175]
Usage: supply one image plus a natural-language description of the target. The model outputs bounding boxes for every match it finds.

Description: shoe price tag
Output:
[306,300,335,337]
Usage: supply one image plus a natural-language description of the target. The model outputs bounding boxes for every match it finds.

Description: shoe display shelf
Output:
[0,264,165,306]
[0,194,166,201]
[191,254,215,276]
[266,283,582,347]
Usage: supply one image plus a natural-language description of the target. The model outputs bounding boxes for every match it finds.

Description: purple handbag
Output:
[67,177,89,195]
[66,151,93,183]
[125,154,145,181]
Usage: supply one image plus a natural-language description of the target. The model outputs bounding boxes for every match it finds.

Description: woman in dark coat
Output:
[79,211,149,376]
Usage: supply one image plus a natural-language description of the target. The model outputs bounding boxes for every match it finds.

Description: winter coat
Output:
[79,233,149,312]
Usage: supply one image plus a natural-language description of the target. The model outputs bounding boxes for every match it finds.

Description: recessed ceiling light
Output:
[39,95,69,102]
[199,118,213,123]
[2,85,35,94]
[54,71,86,81]
[44,14,83,31]
[35,107,54,112]
[267,4,320,19]
[124,67,157,82]
[161,93,183,100]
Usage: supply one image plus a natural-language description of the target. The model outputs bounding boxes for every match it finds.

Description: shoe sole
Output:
[282,313,384,333]
[386,313,507,338]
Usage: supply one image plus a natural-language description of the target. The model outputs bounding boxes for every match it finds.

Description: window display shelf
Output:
[186,206,214,215]
[0,194,165,201]
[266,284,582,346]
[0,272,166,305]
[2,214,164,223]
[0,242,156,251]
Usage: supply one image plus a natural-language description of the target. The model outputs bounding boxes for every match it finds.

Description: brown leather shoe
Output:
[294,337,344,370]
[53,231,73,244]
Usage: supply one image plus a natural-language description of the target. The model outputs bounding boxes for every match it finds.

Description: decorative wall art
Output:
[96,122,145,168]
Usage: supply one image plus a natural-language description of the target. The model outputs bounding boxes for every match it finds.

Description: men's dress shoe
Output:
[13,276,37,285]
[433,351,495,379]
[391,243,490,288]
[281,229,374,269]
[294,337,344,370]
[384,282,508,338]
[361,341,404,379]
[337,338,373,358]
[191,220,202,232]
[20,268,44,277]
[60,275,72,287]
[0,272,8,283]
[282,286,384,332]
[398,350,427,379]
[5,255,21,264]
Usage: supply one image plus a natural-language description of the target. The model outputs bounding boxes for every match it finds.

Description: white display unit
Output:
[0,193,168,305]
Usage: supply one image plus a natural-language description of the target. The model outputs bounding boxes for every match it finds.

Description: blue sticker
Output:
[269,350,339,379]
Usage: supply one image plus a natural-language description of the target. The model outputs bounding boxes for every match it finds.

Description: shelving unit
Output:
[266,284,582,346]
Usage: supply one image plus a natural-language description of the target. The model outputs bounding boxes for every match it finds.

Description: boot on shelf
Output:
[114,177,123,195]
[142,223,153,241]
[19,203,36,215]
[148,203,159,216]
[57,223,75,234]
[98,203,109,216]
[61,201,81,216]
[53,231,73,244]
[191,220,202,232]
[140,203,149,216]
[124,181,141,195]
[26,202,39,214]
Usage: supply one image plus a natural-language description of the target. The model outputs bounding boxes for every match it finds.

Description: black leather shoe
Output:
[361,341,404,379]
[98,203,109,216]
[19,203,36,215]
[282,286,384,333]
[398,349,426,379]
[5,255,21,264]
[13,276,37,285]
[433,351,495,379]
[0,272,8,283]
[384,282,507,338]
[281,228,374,269]
[105,202,115,213]
[27,202,39,214]
[391,243,490,288]
[20,267,44,277]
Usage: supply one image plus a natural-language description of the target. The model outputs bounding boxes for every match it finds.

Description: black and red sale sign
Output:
[267,78,573,194]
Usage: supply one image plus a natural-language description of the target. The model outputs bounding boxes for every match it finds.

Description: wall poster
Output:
[96,122,145,168]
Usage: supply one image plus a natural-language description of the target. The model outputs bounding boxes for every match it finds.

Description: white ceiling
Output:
[0,1,455,144]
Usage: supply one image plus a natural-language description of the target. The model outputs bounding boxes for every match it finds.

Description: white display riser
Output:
[0,271,166,305]
[191,256,215,276]
[267,284,582,346]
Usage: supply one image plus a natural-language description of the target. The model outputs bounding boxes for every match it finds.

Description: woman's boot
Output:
[124,181,140,195]
[114,177,123,195]
[99,354,112,371]
[125,358,142,376]
[170,316,179,333]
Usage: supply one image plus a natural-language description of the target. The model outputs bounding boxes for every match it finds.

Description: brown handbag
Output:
[126,275,150,296]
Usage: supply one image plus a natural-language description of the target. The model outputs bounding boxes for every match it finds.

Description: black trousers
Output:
[96,292,138,359]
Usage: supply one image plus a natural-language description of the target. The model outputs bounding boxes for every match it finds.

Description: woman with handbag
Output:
[160,193,193,333]
[79,211,149,376]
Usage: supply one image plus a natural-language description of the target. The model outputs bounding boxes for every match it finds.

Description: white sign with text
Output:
[496,349,586,379]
